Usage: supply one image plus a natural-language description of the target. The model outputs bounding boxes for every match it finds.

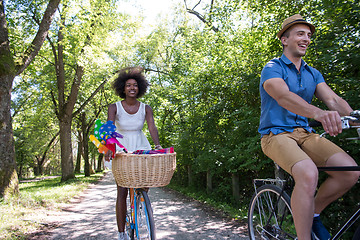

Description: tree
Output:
[39,0,127,181]
[0,0,60,198]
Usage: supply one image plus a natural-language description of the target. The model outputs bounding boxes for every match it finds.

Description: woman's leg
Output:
[116,186,128,232]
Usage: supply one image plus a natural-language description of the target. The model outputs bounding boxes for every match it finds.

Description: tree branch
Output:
[66,65,84,116]
[15,0,61,76]
[50,90,59,117]
[72,78,108,118]
[144,68,171,76]
[186,8,219,32]
[39,130,60,167]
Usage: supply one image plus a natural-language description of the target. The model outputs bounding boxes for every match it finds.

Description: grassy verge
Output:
[167,183,249,222]
[0,172,104,240]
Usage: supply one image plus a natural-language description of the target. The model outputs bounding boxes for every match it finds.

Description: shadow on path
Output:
[30,172,248,239]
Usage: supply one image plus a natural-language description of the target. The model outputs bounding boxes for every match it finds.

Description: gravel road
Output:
[31,172,249,240]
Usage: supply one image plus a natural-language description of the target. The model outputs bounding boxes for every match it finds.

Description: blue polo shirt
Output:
[258,54,325,137]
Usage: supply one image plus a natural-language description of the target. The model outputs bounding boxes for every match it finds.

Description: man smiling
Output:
[258,14,360,240]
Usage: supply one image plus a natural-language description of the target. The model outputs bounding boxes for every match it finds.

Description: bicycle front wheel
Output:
[135,189,156,240]
[248,184,296,240]
[125,212,135,240]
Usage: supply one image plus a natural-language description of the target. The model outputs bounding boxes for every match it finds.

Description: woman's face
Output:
[124,79,139,98]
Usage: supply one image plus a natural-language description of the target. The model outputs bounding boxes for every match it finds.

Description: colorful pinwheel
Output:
[89,119,127,158]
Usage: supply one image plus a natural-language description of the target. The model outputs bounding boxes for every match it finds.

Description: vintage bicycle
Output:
[112,152,176,240]
[247,111,360,240]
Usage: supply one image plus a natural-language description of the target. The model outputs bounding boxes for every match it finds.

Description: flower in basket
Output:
[89,119,128,157]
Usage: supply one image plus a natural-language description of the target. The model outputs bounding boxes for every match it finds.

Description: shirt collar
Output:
[280,54,308,69]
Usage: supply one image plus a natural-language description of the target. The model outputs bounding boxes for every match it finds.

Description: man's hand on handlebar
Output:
[314,110,342,137]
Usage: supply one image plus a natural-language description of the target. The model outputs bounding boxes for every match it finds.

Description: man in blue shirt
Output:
[259,14,359,240]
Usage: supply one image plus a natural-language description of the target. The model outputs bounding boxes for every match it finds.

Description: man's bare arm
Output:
[263,78,342,136]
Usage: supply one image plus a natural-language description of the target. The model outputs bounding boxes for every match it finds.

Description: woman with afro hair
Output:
[105,67,162,240]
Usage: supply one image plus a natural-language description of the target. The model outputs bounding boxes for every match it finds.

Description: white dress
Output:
[114,101,151,153]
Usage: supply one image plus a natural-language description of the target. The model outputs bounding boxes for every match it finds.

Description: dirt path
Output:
[30,172,249,239]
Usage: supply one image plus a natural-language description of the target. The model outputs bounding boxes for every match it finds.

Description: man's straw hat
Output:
[277,14,315,39]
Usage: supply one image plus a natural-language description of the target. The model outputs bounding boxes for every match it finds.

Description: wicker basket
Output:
[112,153,176,188]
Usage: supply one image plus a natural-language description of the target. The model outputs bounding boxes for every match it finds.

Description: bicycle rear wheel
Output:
[248,184,296,240]
[135,189,156,240]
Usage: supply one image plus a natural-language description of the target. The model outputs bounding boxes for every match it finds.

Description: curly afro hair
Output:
[112,67,149,99]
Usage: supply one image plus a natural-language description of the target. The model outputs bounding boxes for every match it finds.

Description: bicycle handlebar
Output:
[309,110,360,139]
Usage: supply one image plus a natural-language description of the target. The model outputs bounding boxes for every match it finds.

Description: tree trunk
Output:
[0,80,18,195]
[206,169,212,193]
[83,142,90,177]
[18,165,23,180]
[74,141,82,174]
[34,157,40,176]
[232,173,240,202]
[0,0,60,199]
[90,155,95,174]
[0,74,18,198]
[0,2,18,198]
[187,165,193,187]
[96,153,103,172]
[59,120,75,181]
[81,113,91,177]
[38,131,59,175]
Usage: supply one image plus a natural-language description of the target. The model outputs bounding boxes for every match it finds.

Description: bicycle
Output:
[112,152,177,240]
[248,111,360,240]
[125,188,155,240]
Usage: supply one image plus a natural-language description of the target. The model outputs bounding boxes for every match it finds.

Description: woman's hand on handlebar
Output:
[105,150,113,161]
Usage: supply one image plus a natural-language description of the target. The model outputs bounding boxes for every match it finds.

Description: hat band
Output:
[283,19,308,28]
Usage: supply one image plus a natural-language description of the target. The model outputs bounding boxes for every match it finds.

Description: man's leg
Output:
[314,152,359,214]
[291,159,319,240]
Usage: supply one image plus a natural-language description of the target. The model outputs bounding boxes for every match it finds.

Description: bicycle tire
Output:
[126,212,135,240]
[135,189,156,240]
[248,184,296,240]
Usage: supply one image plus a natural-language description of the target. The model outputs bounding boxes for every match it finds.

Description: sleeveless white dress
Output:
[114,101,151,153]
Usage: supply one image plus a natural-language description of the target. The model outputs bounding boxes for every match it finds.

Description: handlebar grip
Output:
[309,120,322,127]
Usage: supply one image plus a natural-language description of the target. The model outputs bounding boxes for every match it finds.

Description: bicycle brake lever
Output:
[350,110,360,118]
[341,119,351,130]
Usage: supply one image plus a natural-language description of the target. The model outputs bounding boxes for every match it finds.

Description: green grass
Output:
[0,172,104,240]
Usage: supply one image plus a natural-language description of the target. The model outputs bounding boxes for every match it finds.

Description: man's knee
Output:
[326,152,360,186]
[292,159,319,193]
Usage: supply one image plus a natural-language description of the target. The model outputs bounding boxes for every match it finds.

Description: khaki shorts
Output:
[261,128,345,174]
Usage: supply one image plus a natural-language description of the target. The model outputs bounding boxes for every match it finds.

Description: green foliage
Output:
[8,0,360,234]
[143,0,360,229]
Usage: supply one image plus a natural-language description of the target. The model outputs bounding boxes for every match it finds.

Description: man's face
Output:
[281,24,312,58]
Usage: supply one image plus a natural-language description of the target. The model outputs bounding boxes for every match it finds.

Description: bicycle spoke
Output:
[135,190,155,240]
[248,185,296,240]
